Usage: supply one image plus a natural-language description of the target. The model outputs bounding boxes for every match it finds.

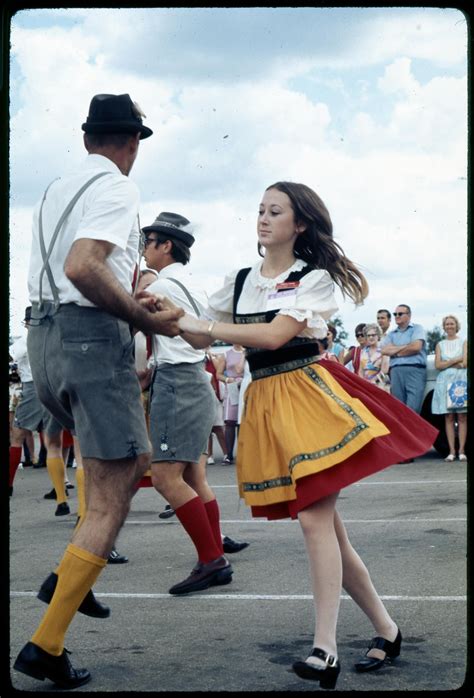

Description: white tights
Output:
[298,494,398,665]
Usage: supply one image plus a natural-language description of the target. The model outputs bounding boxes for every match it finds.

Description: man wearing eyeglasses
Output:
[381,304,427,415]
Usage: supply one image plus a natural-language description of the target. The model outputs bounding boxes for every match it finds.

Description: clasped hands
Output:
[136,291,205,337]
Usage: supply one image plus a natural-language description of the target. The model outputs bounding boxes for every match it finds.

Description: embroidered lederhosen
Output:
[232,265,321,380]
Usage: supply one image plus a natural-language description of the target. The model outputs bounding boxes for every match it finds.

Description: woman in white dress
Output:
[431,315,468,461]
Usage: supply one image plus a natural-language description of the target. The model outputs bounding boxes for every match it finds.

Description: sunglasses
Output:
[393,312,408,317]
[143,236,159,248]
[355,333,365,338]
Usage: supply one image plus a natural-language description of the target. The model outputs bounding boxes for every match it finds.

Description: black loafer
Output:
[45,488,69,500]
[169,556,233,595]
[222,536,249,554]
[37,572,110,619]
[55,502,70,516]
[158,504,176,519]
[354,628,402,672]
[108,548,128,564]
[13,641,91,689]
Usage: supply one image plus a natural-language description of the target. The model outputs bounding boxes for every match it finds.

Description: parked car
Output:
[420,354,469,458]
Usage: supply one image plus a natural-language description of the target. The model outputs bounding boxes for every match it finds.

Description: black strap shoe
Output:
[108,548,129,564]
[222,536,250,554]
[37,572,110,619]
[169,556,233,595]
[13,642,91,689]
[293,647,340,689]
[354,628,402,672]
[55,502,70,516]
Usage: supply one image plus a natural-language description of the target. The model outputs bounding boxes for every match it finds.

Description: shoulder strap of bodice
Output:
[232,267,251,319]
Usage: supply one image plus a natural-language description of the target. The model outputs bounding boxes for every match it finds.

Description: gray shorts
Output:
[13,381,48,432]
[149,361,215,463]
[27,303,150,460]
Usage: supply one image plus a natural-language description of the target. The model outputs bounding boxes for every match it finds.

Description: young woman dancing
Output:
[170,181,437,689]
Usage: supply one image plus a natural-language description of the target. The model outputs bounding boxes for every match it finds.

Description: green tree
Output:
[330,315,349,346]
[426,325,443,354]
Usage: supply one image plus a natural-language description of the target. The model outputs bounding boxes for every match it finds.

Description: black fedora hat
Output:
[142,212,195,247]
[82,93,153,139]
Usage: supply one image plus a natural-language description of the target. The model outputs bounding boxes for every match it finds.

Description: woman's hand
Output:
[178,313,207,334]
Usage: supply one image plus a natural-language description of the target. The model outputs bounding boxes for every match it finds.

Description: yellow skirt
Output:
[236,362,389,508]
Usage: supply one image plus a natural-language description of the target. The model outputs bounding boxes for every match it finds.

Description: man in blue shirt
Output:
[381,304,427,414]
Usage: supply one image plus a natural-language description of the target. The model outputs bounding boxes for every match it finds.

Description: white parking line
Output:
[120,518,466,525]
[10,592,466,602]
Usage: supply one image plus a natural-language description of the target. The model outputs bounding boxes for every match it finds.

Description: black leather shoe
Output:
[293,647,340,689]
[354,628,402,672]
[158,504,176,519]
[108,548,128,564]
[37,572,110,619]
[222,536,249,554]
[55,502,70,516]
[13,641,91,689]
[45,488,69,500]
[169,556,233,595]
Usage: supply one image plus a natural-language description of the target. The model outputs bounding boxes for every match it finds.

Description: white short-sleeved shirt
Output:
[28,154,141,307]
[10,334,33,383]
[206,259,338,339]
[147,262,208,365]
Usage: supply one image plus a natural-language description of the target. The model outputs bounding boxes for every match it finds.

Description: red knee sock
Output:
[9,446,23,487]
[204,499,224,555]
[174,496,223,564]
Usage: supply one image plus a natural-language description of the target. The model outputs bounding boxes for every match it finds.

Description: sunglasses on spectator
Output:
[355,333,365,337]
[393,312,408,317]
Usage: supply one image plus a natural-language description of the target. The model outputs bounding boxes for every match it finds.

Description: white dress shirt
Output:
[28,154,141,307]
[147,263,208,365]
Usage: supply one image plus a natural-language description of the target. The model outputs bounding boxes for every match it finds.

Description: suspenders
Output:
[37,171,111,311]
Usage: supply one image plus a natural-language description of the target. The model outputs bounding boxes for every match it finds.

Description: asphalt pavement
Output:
[8,447,467,693]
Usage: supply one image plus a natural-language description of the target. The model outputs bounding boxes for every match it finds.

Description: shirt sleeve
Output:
[277,269,338,339]
[411,325,426,343]
[204,268,240,323]
[74,176,140,251]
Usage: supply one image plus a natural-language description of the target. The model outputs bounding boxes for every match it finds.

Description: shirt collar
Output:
[84,153,122,175]
[158,262,186,278]
[251,258,306,290]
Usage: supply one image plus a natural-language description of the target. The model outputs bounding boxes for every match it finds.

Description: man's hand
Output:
[150,307,185,337]
[135,291,159,313]
[154,294,182,314]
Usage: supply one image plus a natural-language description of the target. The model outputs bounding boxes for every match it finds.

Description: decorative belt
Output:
[247,342,320,380]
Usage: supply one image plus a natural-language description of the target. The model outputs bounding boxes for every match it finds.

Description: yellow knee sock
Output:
[32,543,107,656]
[46,456,67,504]
[75,466,86,521]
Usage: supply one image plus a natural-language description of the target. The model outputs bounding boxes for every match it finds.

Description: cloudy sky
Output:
[9,7,468,345]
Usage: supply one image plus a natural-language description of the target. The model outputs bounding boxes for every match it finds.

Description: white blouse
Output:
[206,259,338,340]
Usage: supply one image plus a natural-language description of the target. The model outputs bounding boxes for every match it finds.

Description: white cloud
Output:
[8,7,468,344]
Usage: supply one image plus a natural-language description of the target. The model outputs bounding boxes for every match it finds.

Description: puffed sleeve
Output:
[204,268,240,323]
[278,269,339,339]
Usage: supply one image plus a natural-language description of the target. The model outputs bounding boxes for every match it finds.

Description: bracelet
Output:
[207,320,216,336]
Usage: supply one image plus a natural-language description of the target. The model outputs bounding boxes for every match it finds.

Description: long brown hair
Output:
[259,182,368,305]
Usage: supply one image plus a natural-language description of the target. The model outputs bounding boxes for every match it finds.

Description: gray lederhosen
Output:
[149,360,215,463]
[27,173,150,461]
[148,278,214,463]
[13,381,61,435]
